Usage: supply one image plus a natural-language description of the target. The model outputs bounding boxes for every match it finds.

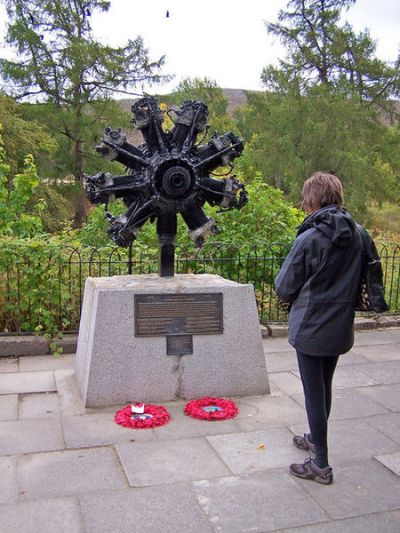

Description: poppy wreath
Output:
[184,397,239,421]
[114,404,170,429]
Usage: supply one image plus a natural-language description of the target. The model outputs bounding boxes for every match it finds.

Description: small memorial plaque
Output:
[135,293,223,337]
[166,335,193,355]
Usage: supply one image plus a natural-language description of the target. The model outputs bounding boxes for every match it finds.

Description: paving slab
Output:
[267,380,286,396]
[291,388,390,420]
[335,350,369,365]
[392,510,400,521]
[153,402,241,440]
[85,404,126,415]
[0,394,18,421]
[295,459,400,519]
[367,412,400,444]
[116,437,231,487]
[263,337,295,353]
[264,350,298,372]
[268,371,304,395]
[0,497,84,533]
[290,418,400,464]
[19,354,75,372]
[234,398,262,418]
[207,428,307,474]
[0,327,398,533]
[0,456,17,503]
[328,365,379,389]
[235,395,307,432]
[275,512,400,533]
[353,329,400,346]
[0,371,55,395]
[0,357,19,373]
[375,451,400,476]
[79,484,213,533]
[292,364,380,389]
[328,388,390,420]
[350,343,400,362]
[353,360,400,385]
[62,412,156,448]
[193,471,328,532]
[54,369,85,415]
[0,417,64,456]
[357,383,400,412]
[18,448,127,499]
[18,392,60,419]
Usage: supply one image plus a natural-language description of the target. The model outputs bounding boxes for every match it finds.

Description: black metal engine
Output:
[86,96,248,275]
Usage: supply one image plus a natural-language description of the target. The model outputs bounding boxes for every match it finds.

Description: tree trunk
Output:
[72,187,89,228]
[72,125,88,228]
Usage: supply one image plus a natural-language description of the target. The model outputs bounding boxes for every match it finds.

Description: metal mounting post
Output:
[157,213,177,277]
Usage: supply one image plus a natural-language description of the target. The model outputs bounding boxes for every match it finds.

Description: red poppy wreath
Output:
[184,397,239,421]
[114,403,170,429]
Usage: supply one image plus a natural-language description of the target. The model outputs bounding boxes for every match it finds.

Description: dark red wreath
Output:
[184,397,239,421]
[114,403,170,429]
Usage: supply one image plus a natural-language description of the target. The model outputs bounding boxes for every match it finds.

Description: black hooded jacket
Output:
[275,205,363,356]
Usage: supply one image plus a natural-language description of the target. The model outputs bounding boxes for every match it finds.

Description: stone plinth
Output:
[75,274,269,407]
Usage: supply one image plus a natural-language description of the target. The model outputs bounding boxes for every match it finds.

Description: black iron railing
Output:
[1,242,399,333]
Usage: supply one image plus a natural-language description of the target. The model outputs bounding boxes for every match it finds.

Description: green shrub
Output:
[0,235,72,335]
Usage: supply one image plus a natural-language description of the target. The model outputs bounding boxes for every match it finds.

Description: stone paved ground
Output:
[1,328,400,533]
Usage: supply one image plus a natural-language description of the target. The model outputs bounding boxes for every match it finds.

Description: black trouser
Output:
[296,351,340,466]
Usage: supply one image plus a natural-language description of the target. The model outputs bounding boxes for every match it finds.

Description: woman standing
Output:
[275,172,363,485]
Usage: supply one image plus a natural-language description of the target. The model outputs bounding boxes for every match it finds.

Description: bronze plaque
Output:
[135,293,223,336]
[166,335,193,355]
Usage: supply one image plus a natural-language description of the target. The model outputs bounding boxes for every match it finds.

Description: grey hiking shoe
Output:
[289,458,333,485]
[293,433,315,454]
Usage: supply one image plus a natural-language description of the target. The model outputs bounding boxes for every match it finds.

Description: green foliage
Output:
[20,99,131,179]
[0,176,301,334]
[1,1,168,105]
[2,219,397,336]
[236,88,399,220]
[28,183,74,233]
[368,202,400,242]
[203,175,303,246]
[263,0,399,103]
[0,129,73,234]
[0,234,80,337]
[0,134,45,237]
[78,201,125,247]
[235,0,400,221]
[162,77,237,135]
[0,93,57,180]
[0,0,170,228]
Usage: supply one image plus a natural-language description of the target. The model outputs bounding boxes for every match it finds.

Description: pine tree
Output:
[0,0,169,224]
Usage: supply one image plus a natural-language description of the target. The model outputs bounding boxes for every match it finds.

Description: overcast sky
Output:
[1,0,399,94]
[89,0,400,93]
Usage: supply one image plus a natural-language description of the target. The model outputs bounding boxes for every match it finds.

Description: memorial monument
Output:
[75,97,269,407]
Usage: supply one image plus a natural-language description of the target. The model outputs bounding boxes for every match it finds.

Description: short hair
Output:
[301,172,344,212]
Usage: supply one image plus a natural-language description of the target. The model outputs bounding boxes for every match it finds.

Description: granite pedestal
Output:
[75,274,269,407]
